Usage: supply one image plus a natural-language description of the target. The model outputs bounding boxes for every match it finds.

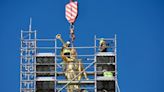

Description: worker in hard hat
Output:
[99,38,107,52]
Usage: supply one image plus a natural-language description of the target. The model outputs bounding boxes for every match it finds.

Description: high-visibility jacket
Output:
[103,71,113,77]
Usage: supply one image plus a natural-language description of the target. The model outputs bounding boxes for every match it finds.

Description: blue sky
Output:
[0,0,164,92]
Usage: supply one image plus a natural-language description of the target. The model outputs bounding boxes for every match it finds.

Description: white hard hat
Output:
[66,41,70,45]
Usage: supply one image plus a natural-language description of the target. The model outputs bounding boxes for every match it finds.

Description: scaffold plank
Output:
[96,52,116,56]
[57,80,95,84]
[97,76,115,81]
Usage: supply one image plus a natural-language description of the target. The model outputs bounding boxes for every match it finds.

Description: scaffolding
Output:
[20,21,120,92]
[20,18,37,92]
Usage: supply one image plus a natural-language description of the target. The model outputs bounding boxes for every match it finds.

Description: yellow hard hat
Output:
[100,38,104,45]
